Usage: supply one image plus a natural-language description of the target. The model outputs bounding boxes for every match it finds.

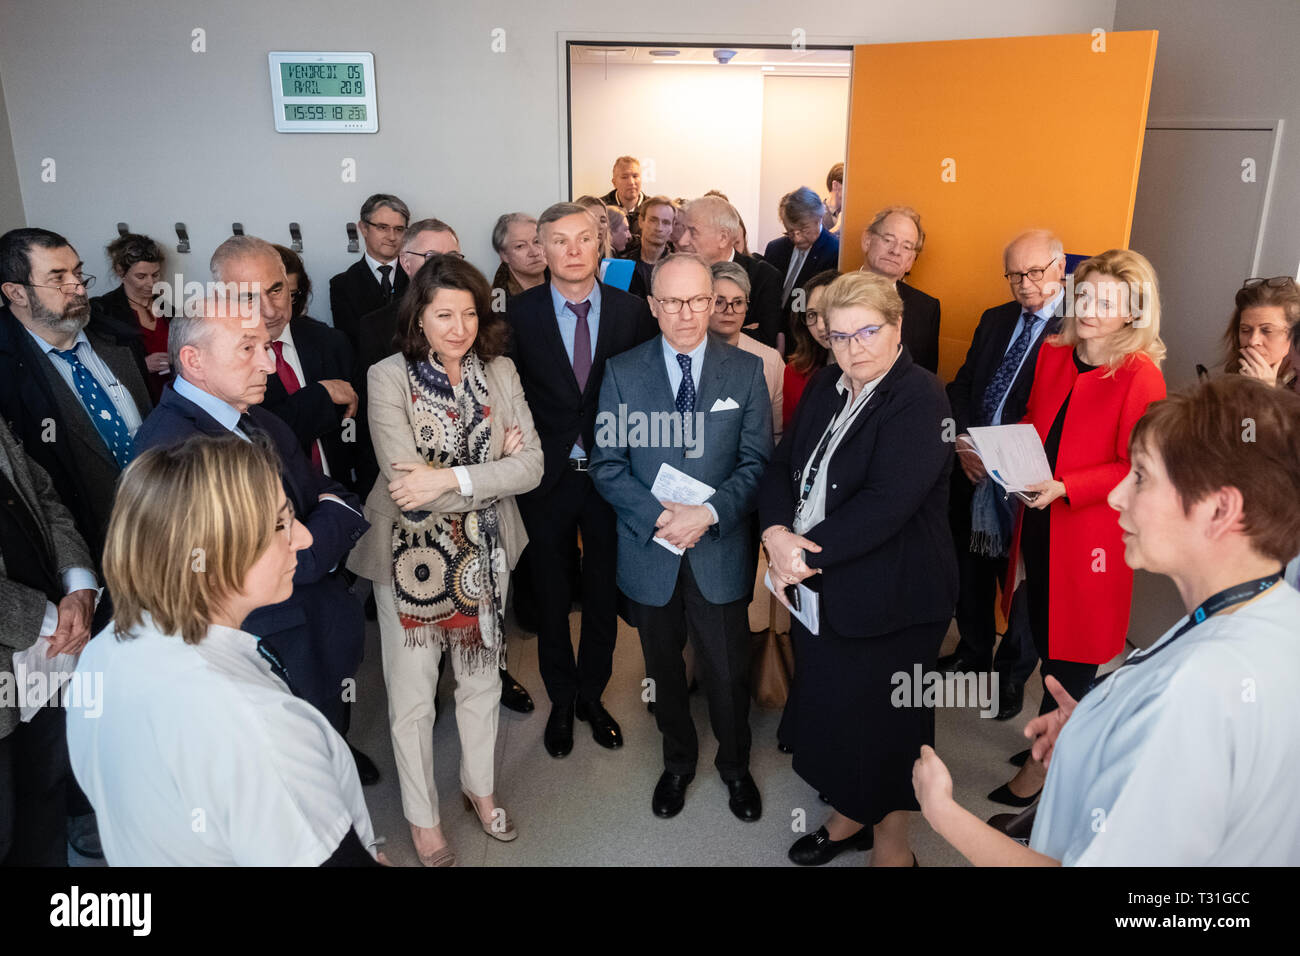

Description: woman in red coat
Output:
[991,249,1167,806]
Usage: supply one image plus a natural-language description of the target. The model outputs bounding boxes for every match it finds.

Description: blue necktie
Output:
[52,346,136,469]
[979,314,1038,426]
[675,353,695,414]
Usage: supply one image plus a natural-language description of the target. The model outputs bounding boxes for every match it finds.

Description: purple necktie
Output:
[568,299,592,393]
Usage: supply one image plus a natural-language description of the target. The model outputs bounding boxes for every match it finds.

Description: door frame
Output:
[1144,117,1283,276]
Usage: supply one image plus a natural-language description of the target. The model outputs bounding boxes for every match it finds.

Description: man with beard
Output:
[0,226,152,860]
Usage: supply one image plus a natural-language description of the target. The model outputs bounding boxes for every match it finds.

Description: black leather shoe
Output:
[544,701,575,758]
[987,782,1041,807]
[725,773,762,821]
[499,669,534,713]
[652,770,694,818]
[576,698,623,749]
[788,825,873,865]
[1008,747,1032,767]
[350,745,380,786]
[937,651,990,673]
[996,682,1025,720]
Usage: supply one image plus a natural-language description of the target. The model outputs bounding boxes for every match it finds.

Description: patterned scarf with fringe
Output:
[391,352,506,672]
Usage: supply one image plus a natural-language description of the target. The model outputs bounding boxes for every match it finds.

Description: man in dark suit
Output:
[134,236,379,784]
[941,229,1067,719]
[623,197,676,300]
[599,155,647,239]
[262,259,360,490]
[860,206,942,373]
[590,253,772,821]
[328,193,411,352]
[764,186,841,352]
[507,202,656,759]
[679,195,784,349]
[0,418,97,866]
[0,226,152,860]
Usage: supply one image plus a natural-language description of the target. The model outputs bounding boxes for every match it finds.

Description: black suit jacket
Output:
[0,306,151,570]
[897,279,942,374]
[733,252,784,350]
[506,281,656,500]
[328,257,408,352]
[764,230,840,355]
[134,384,369,728]
[757,348,957,638]
[261,316,359,489]
[600,189,646,237]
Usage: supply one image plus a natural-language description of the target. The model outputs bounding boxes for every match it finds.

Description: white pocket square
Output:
[710,397,740,412]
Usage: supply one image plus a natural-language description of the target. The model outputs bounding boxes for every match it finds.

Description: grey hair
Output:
[710,260,751,298]
[1004,228,1065,267]
[779,187,825,226]
[650,252,712,296]
[167,303,221,377]
[684,195,740,239]
[867,205,927,255]
[359,193,410,223]
[538,201,593,231]
[209,235,281,282]
[403,218,457,248]
[491,213,537,254]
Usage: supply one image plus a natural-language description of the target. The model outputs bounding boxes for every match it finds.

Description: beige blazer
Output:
[347,353,543,584]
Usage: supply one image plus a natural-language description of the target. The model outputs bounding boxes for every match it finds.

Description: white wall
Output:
[571,63,765,241]
[0,74,23,230]
[0,0,1116,327]
[757,75,849,252]
[1116,0,1300,275]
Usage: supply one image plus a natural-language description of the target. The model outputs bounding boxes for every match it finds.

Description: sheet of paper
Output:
[649,463,716,556]
[11,636,80,722]
[965,424,1053,493]
[764,570,819,636]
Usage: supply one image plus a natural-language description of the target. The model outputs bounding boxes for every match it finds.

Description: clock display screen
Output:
[283,104,368,122]
[279,63,366,97]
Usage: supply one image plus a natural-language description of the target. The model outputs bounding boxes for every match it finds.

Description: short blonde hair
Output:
[820,271,904,327]
[104,434,282,646]
[1053,248,1166,374]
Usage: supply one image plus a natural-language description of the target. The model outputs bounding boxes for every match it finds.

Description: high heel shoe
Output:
[987,782,1041,807]
[463,792,518,842]
[410,824,456,867]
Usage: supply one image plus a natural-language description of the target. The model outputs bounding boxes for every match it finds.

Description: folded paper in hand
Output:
[963,425,1053,493]
[650,463,715,556]
[764,570,819,635]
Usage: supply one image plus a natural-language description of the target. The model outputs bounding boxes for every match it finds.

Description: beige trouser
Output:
[374,580,502,829]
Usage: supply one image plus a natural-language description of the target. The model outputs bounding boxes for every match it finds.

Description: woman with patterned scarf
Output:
[348,255,542,867]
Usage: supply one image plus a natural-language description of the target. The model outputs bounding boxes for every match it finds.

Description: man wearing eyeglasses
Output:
[859,205,941,373]
[506,202,656,760]
[328,193,411,353]
[0,226,152,860]
[590,252,772,822]
[764,187,840,354]
[940,229,1067,717]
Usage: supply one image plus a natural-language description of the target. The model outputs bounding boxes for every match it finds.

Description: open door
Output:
[841,31,1158,377]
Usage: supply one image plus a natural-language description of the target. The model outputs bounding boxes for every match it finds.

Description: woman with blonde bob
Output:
[988,249,1167,808]
[916,377,1300,864]
[65,434,381,866]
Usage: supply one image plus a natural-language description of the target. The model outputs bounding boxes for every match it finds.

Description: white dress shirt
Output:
[1030,583,1300,865]
[364,251,400,288]
[24,328,143,436]
[66,613,377,866]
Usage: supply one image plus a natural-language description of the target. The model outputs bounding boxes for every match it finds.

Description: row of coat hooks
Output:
[116,221,338,255]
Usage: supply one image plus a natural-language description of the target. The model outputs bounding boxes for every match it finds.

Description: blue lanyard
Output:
[1088,572,1282,694]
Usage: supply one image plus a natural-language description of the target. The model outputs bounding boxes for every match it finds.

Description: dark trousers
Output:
[950,491,1039,684]
[522,468,618,706]
[633,557,752,780]
[0,704,69,866]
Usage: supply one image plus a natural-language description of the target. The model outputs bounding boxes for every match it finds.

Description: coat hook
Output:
[174,223,190,254]
[231,222,245,237]
[289,222,303,253]
[345,221,359,254]
[116,222,130,237]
